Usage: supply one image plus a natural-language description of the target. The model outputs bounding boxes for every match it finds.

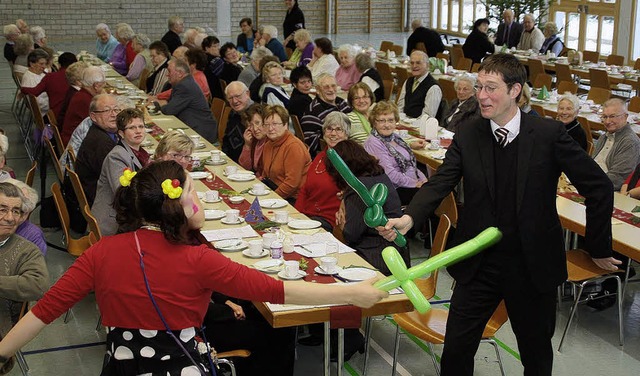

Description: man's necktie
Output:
[505,24,510,45]
[412,79,420,92]
[495,127,509,147]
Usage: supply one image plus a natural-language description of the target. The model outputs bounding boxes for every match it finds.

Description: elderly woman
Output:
[355,52,384,102]
[540,22,564,56]
[259,105,311,201]
[364,101,427,205]
[283,29,314,69]
[146,41,171,95]
[462,18,495,64]
[95,23,118,63]
[125,34,154,86]
[12,34,33,74]
[347,82,375,143]
[335,44,361,91]
[219,42,244,83]
[6,179,46,255]
[518,83,538,116]
[21,49,50,115]
[153,130,195,170]
[3,24,20,63]
[239,104,267,172]
[30,26,47,49]
[296,112,351,231]
[443,75,481,133]
[260,61,290,107]
[556,93,588,151]
[308,37,339,80]
[182,28,199,50]
[110,23,136,75]
[92,109,152,236]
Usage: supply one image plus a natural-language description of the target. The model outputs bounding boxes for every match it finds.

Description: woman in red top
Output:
[295,111,351,231]
[0,161,386,375]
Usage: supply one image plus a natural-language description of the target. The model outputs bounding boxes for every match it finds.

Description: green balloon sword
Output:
[326,148,502,313]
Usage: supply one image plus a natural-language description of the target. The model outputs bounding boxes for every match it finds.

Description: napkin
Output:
[418,117,439,139]
[200,225,259,242]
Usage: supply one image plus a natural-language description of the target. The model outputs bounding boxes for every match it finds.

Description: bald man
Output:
[495,10,523,48]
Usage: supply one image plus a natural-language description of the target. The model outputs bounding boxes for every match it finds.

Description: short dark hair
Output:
[185,48,207,71]
[478,53,527,101]
[240,18,252,27]
[201,35,220,50]
[290,65,312,84]
[474,18,490,29]
[114,161,193,244]
[149,41,170,59]
[58,52,77,68]
[220,42,237,61]
[116,108,144,132]
[27,48,49,65]
[242,103,265,125]
[325,140,385,191]
[314,37,333,55]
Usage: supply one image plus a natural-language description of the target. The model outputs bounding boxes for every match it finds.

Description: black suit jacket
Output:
[495,22,523,48]
[406,112,613,292]
[406,27,445,57]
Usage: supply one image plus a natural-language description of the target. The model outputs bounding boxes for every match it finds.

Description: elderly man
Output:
[223,82,254,161]
[159,58,218,143]
[238,46,272,87]
[406,19,445,57]
[75,94,120,207]
[397,50,444,120]
[61,66,105,145]
[517,14,544,52]
[21,52,76,119]
[3,24,20,63]
[495,10,523,48]
[261,25,287,62]
[592,98,640,191]
[0,182,49,339]
[7,179,45,255]
[162,16,184,54]
[300,73,351,157]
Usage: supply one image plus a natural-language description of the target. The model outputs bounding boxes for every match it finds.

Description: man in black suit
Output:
[161,16,184,54]
[406,19,445,57]
[494,10,523,48]
[381,53,619,375]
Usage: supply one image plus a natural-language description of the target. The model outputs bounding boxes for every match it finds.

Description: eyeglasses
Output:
[375,118,397,125]
[93,107,121,114]
[473,84,507,94]
[250,120,264,128]
[264,122,284,128]
[599,113,626,121]
[227,90,247,101]
[124,124,146,131]
[353,95,370,101]
[0,206,23,218]
[324,126,345,134]
[167,153,193,162]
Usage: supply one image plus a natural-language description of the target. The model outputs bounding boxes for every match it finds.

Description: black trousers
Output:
[440,252,557,376]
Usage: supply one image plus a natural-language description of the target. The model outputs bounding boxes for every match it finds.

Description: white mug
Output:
[210,150,221,162]
[248,239,263,256]
[320,256,338,274]
[274,211,288,223]
[205,190,219,201]
[252,183,266,194]
[190,135,201,144]
[262,233,277,249]
[224,165,238,175]
[225,209,239,223]
[284,260,300,277]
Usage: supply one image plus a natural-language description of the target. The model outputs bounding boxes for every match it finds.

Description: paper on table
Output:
[201,225,259,242]
[291,232,356,254]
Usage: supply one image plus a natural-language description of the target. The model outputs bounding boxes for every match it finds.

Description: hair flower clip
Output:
[161,179,183,199]
[119,168,137,187]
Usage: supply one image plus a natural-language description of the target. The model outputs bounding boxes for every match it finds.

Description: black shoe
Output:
[586,292,617,311]
[297,335,322,346]
[330,343,365,362]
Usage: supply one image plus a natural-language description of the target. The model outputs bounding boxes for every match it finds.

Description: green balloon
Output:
[374,227,502,313]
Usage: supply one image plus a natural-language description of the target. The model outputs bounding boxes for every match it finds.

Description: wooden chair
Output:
[577,116,594,148]
[50,120,65,153]
[66,168,90,218]
[82,204,102,241]
[137,68,150,91]
[379,40,394,52]
[391,44,403,57]
[586,140,594,155]
[454,57,472,72]
[587,87,611,105]
[44,138,64,182]
[67,146,77,165]
[449,47,464,68]
[557,249,624,351]
[471,63,481,73]
[588,68,610,89]
[219,79,228,96]
[285,47,293,60]
[634,58,640,70]
[605,54,624,66]
[545,108,558,120]
[559,47,574,58]
[533,73,553,90]
[582,50,600,64]
[414,42,427,54]
[50,182,94,257]
[527,58,545,85]
[438,78,456,105]
[382,79,394,101]
[291,115,305,142]
[554,64,573,85]
[394,66,410,99]
[217,106,232,147]
[210,97,226,123]
[374,61,394,82]
[25,161,37,187]
[629,96,640,113]
[557,80,578,95]
[530,103,546,117]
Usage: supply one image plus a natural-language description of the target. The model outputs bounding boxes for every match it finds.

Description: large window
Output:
[432,0,487,36]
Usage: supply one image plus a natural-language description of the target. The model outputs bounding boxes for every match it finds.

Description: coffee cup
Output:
[189,135,201,144]
[320,256,338,274]
[224,165,238,175]
[284,260,300,277]
[262,233,277,249]
[274,210,288,223]
[205,190,219,202]
[252,183,266,194]
[248,239,263,256]
[210,150,221,162]
[225,209,240,223]
[430,138,441,150]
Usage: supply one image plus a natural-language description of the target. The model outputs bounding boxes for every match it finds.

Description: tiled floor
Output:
[2,33,639,375]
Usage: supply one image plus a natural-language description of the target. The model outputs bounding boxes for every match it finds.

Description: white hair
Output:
[250,46,273,62]
[558,93,580,113]
[30,26,46,42]
[262,25,278,39]
[3,24,20,37]
[95,23,111,34]
[337,44,358,59]
[82,66,106,87]
[5,178,38,213]
[454,74,476,90]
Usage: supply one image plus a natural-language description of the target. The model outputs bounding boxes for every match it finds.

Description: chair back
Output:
[587,87,611,105]
[434,193,458,226]
[394,67,410,98]
[471,63,481,73]
[577,116,594,146]
[47,109,58,127]
[83,204,102,241]
[527,58,544,84]
[25,161,37,187]
[449,47,464,68]
[44,138,65,182]
[291,115,305,142]
[26,94,46,131]
[67,146,77,165]
[138,68,150,91]
[586,140,594,155]
[554,63,573,84]
[557,80,578,95]
[51,182,93,257]
[211,97,226,122]
[414,214,452,298]
[285,47,293,59]
[588,68,610,89]
[435,52,449,62]
[454,57,472,72]
[634,58,640,70]
[66,167,90,215]
[50,121,65,152]
[382,79,394,101]
[530,103,545,117]
[438,78,456,105]
[217,106,232,147]
[481,300,509,338]
[391,45,403,57]
[379,41,394,52]
[375,62,394,82]
[219,79,228,96]
[414,42,427,53]
[628,96,640,113]
[545,108,557,120]
[582,50,600,64]
[559,47,574,58]
[533,73,553,90]
[605,54,624,66]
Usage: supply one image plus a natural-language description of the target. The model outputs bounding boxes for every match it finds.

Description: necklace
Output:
[140,224,162,232]
[314,156,326,174]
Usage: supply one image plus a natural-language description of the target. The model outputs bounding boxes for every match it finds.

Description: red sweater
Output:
[295,150,341,226]
[20,68,69,119]
[125,40,137,67]
[31,230,285,329]
[61,88,93,145]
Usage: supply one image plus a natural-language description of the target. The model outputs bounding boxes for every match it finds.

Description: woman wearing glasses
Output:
[92,109,153,236]
[364,101,427,205]
[239,104,267,172]
[153,130,195,170]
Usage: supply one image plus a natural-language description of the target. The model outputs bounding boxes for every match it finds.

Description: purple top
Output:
[16,221,47,255]
[299,43,314,66]
[363,135,426,188]
[111,43,128,75]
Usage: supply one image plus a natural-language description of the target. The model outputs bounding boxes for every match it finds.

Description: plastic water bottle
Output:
[270,241,283,259]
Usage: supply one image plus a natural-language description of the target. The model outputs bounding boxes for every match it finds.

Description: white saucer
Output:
[288,219,322,230]
[338,267,377,281]
[253,259,283,273]
[227,173,255,182]
[314,266,342,275]
[204,209,225,220]
[242,249,269,258]
[206,159,227,165]
[249,189,270,196]
[260,199,288,209]
[202,197,222,204]
[278,270,307,280]
[194,143,206,150]
[213,239,248,252]
[220,217,246,225]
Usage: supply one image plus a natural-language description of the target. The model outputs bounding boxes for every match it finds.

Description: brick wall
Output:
[409,0,432,31]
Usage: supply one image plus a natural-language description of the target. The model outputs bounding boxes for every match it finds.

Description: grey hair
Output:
[355,52,374,72]
[95,23,111,34]
[82,66,106,87]
[65,61,89,85]
[116,23,134,40]
[14,34,34,56]
[184,28,199,42]
[315,72,336,87]
[337,44,358,60]
[262,25,278,39]
[250,46,273,62]
[558,93,580,114]
[523,14,535,23]
[0,134,8,155]
[0,183,23,211]
[410,50,429,64]
[543,22,558,35]
[293,29,311,44]
[322,111,351,137]
[3,24,20,37]
[411,19,422,30]
[30,26,46,42]
[453,74,476,90]
[603,98,627,112]
[171,57,191,75]
[133,33,151,49]
[168,16,184,30]
[5,179,38,213]
[224,81,249,97]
